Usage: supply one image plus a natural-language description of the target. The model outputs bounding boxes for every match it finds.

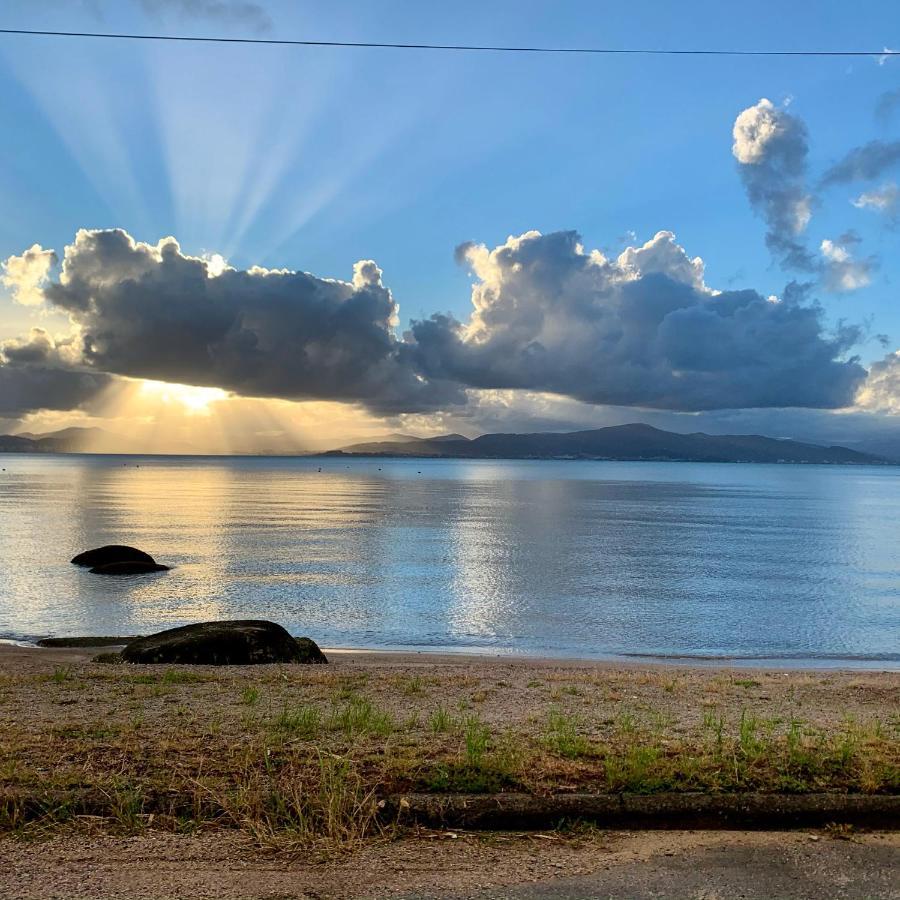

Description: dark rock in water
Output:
[90,561,170,575]
[71,545,157,567]
[295,636,328,664]
[121,620,306,665]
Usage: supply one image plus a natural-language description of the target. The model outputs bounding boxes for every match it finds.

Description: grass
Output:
[2,662,897,847]
[543,709,592,759]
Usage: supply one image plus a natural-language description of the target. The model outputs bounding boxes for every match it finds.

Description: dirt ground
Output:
[1,828,897,899]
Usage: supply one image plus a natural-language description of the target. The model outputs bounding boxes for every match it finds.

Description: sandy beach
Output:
[0,642,898,898]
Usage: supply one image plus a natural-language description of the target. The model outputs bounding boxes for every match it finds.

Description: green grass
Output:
[543,709,591,759]
[273,704,322,738]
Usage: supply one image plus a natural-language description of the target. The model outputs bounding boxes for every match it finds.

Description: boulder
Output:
[90,561,170,575]
[295,636,328,664]
[121,620,309,665]
[71,545,157,567]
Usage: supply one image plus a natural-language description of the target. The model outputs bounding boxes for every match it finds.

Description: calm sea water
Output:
[1,454,898,667]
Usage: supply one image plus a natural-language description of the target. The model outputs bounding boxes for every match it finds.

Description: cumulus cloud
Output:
[819,235,877,292]
[0,329,113,417]
[820,140,900,186]
[38,228,462,414]
[856,351,900,414]
[139,0,271,31]
[1,244,57,306]
[407,229,865,411]
[5,226,875,420]
[732,99,816,270]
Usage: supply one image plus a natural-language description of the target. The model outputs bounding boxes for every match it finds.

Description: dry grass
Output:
[0,656,897,849]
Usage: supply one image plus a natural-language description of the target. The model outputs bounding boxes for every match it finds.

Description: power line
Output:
[0,27,897,58]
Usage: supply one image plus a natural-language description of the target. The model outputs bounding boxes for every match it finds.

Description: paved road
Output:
[408,835,899,900]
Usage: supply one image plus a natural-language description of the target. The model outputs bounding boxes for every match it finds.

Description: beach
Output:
[1,642,898,897]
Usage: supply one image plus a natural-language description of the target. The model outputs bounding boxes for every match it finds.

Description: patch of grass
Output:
[272,705,322,739]
[429,705,456,734]
[242,686,260,706]
[734,678,762,688]
[328,696,394,737]
[161,669,207,685]
[50,666,73,684]
[424,717,522,793]
[544,709,591,759]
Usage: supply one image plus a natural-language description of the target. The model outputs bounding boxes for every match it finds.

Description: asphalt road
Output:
[409,835,900,900]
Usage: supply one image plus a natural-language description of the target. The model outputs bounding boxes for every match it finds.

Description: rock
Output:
[121,620,308,665]
[89,561,170,575]
[295,636,328,664]
[37,636,140,648]
[71,545,157,567]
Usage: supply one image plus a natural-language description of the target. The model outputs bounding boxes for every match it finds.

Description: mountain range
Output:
[1,423,895,464]
[335,423,891,465]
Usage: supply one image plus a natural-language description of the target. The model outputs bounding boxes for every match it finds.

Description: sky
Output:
[1,0,899,453]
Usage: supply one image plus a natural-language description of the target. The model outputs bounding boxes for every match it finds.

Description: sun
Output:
[138,379,228,414]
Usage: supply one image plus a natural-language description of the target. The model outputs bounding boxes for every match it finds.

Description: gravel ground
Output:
[1,829,897,899]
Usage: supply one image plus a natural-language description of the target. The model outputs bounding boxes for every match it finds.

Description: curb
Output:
[380,793,900,830]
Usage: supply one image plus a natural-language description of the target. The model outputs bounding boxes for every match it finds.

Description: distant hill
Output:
[334,423,888,465]
[342,432,471,453]
[0,427,137,454]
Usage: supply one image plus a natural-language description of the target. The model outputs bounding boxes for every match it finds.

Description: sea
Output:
[1,454,898,668]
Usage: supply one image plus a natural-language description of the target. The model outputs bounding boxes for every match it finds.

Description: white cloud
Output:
[1,244,57,306]
[852,182,899,214]
[819,238,875,292]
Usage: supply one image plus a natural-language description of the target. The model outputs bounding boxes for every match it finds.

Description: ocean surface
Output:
[1,454,898,668]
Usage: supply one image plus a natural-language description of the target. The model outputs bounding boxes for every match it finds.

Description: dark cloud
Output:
[7,227,873,419]
[732,99,817,271]
[43,229,462,414]
[0,330,113,417]
[139,0,271,32]
[820,140,900,186]
[407,230,866,411]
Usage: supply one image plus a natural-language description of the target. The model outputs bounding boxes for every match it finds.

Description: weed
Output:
[242,686,260,706]
[429,706,456,734]
[273,705,322,739]
[544,709,591,759]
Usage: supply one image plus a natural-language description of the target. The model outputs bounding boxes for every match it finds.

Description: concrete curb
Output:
[381,793,900,830]
[3,789,898,831]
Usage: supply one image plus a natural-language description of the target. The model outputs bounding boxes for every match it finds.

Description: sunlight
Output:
[138,379,228,415]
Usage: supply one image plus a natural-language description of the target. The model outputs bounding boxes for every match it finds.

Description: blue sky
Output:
[1,1,899,449]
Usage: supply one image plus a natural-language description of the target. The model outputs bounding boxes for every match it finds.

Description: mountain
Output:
[334,423,888,465]
[0,427,138,454]
[340,433,470,453]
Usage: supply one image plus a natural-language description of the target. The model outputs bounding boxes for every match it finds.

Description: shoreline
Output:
[3,639,899,673]
[2,639,896,846]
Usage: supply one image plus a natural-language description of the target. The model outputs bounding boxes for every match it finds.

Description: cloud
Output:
[407,229,865,412]
[856,351,900,414]
[732,99,816,270]
[819,235,876,292]
[0,329,113,417]
[7,227,874,419]
[1,244,57,306]
[852,182,900,217]
[39,228,462,414]
[139,0,272,31]
[876,87,900,123]
[820,140,900,186]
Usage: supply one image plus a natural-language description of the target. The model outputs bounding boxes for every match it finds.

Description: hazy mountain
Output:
[1,427,137,454]
[341,433,470,453]
[334,423,888,465]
